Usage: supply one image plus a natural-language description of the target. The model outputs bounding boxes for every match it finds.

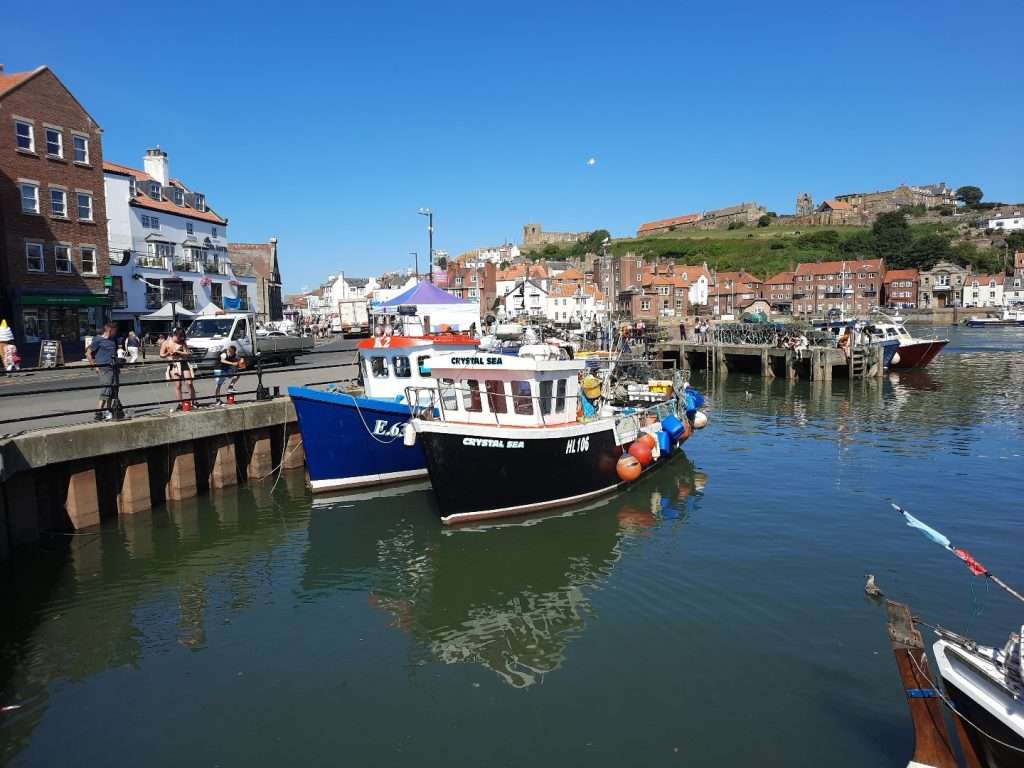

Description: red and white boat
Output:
[866,312,948,369]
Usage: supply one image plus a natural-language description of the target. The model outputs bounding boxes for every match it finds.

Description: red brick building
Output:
[0,66,109,349]
[764,271,795,312]
[708,271,762,316]
[883,268,919,309]
[792,259,884,316]
[446,261,496,318]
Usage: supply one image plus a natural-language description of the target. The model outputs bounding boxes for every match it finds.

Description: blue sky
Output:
[4,0,1022,292]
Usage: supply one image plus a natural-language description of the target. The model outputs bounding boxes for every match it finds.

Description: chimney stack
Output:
[143,145,170,185]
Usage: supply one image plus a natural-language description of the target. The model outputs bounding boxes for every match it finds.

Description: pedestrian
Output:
[214,344,242,404]
[161,327,196,410]
[86,322,119,421]
[678,320,687,341]
[125,330,141,363]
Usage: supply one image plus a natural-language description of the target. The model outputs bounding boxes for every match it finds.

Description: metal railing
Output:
[173,260,200,272]
[137,256,168,269]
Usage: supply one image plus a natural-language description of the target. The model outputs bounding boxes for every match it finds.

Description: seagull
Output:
[864,574,883,597]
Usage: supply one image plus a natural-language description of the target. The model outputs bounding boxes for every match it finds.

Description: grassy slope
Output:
[525,222,980,279]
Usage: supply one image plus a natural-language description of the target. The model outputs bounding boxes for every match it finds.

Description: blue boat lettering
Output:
[372,419,407,437]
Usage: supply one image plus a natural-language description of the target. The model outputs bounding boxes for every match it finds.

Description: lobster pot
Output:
[657,430,672,457]
[661,414,686,442]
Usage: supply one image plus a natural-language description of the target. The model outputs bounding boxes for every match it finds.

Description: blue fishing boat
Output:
[289,334,478,492]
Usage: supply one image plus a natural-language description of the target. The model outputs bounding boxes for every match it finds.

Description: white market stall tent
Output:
[371,282,480,333]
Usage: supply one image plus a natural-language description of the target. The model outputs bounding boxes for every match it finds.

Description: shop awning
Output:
[20,294,112,307]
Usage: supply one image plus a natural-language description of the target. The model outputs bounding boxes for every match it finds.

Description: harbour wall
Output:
[0,398,304,561]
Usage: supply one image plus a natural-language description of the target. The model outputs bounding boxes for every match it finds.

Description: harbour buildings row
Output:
[0,65,283,349]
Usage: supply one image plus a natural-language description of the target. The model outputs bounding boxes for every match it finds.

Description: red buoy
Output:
[637,432,657,451]
[616,454,642,482]
[628,441,654,467]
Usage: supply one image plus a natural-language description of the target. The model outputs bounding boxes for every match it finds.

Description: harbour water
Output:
[2,326,1022,767]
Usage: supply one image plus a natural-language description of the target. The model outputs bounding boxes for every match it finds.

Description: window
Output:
[640,300,650,311]
[80,247,97,275]
[232,319,248,340]
[393,355,411,378]
[141,214,160,229]
[149,181,161,200]
[186,222,194,235]
[210,282,223,307]
[77,192,93,221]
[72,134,89,164]
[45,128,63,158]
[237,285,249,310]
[26,242,44,272]
[20,183,39,213]
[485,380,507,414]
[417,355,431,377]
[129,177,137,197]
[50,188,67,217]
[54,244,72,273]
[539,379,553,415]
[462,379,482,411]
[193,193,205,211]
[110,276,126,308]
[15,121,34,151]
[440,378,459,411]
[370,357,389,377]
[212,226,218,238]
[511,380,533,415]
[171,187,184,205]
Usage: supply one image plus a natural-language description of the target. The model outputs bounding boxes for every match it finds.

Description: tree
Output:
[757,214,772,227]
[839,230,876,257]
[499,261,510,271]
[955,186,983,206]
[902,233,951,270]
[435,256,448,270]
[1005,231,1024,254]
[871,211,912,265]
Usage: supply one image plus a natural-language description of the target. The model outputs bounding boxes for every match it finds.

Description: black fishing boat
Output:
[405,349,705,524]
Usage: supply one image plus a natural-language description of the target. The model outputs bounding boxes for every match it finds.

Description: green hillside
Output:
[524,218,1004,278]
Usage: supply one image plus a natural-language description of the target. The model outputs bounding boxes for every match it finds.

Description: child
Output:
[214,344,242,404]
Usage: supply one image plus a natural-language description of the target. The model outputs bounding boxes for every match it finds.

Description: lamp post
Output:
[418,208,433,283]
[410,251,419,281]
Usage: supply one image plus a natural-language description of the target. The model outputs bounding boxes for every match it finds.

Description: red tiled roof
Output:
[794,259,882,276]
[557,266,584,280]
[820,199,852,211]
[765,271,794,285]
[103,160,227,225]
[0,68,41,98]
[713,270,762,284]
[883,268,919,282]
[638,212,701,233]
[965,274,1001,286]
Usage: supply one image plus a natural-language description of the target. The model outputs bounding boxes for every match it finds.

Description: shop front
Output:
[17,293,113,359]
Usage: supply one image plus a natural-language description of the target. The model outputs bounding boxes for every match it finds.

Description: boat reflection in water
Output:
[302,455,708,688]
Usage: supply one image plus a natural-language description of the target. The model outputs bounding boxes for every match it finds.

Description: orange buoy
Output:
[616,454,642,482]
[678,417,693,444]
[637,432,657,451]
[628,441,654,467]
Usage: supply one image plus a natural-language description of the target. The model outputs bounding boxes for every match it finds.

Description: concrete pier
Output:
[0,398,302,556]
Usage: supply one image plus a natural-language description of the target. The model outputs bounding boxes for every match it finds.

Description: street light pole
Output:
[418,208,433,283]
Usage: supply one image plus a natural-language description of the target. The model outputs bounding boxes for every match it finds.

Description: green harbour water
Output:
[1,326,1022,767]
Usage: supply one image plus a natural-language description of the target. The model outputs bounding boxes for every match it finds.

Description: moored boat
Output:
[288,333,477,492]
[405,350,705,524]
[867,311,948,369]
[964,306,1024,327]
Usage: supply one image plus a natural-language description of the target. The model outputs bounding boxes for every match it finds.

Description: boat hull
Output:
[416,420,677,524]
[891,339,947,369]
[965,319,1024,327]
[288,387,426,492]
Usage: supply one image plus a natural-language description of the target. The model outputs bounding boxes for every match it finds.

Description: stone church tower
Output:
[795,193,814,216]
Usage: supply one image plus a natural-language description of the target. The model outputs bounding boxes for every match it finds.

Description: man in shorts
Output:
[214,344,242,404]
[86,323,120,421]
[161,327,196,410]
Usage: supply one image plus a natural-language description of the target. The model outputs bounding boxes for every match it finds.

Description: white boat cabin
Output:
[358,336,478,401]
[424,351,585,427]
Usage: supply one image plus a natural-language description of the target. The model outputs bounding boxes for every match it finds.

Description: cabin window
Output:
[555,379,567,413]
[539,379,553,415]
[463,379,482,412]
[417,355,431,377]
[485,380,507,414]
[370,356,389,377]
[440,378,459,411]
[511,380,533,415]
[393,355,411,378]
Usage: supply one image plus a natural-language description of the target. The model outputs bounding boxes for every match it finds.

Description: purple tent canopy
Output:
[379,281,471,308]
